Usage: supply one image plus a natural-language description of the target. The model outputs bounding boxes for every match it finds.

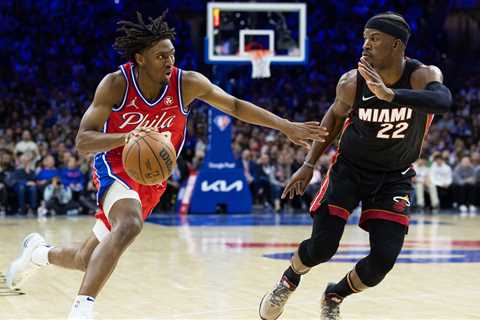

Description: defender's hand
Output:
[282,121,329,150]
[358,57,395,102]
[125,126,158,144]
[281,165,314,200]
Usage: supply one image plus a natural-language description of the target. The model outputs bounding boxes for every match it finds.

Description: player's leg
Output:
[5,231,99,288]
[47,234,100,271]
[76,198,142,297]
[67,180,143,319]
[320,173,411,319]
[321,220,406,317]
[259,159,359,320]
[5,183,131,289]
[259,203,348,320]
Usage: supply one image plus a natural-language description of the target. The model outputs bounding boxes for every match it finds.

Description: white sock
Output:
[31,245,53,266]
[68,295,95,319]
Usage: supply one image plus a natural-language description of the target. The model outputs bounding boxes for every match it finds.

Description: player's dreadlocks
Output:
[113,11,176,62]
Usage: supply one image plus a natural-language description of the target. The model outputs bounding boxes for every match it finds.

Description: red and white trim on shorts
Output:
[309,153,338,213]
[359,209,409,231]
[327,204,350,220]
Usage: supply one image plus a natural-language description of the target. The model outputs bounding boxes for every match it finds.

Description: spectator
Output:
[413,158,439,211]
[453,156,476,215]
[475,159,480,209]
[256,153,284,212]
[42,176,80,215]
[11,153,38,215]
[60,157,85,200]
[288,149,307,210]
[15,130,39,161]
[430,153,453,209]
[36,154,59,189]
[291,149,306,173]
[254,153,273,207]
[0,150,16,213]
[0,151,14,214]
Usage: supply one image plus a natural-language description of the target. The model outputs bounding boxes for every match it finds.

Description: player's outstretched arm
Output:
[358,58,452,114]
[182,71,328,149]
[75,72,129,155]
[282,70,356,199]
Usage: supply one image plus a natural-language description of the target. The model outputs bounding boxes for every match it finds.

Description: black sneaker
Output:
[320,283,343,320]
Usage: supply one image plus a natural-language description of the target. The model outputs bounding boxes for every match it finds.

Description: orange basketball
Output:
[122,131,176,185]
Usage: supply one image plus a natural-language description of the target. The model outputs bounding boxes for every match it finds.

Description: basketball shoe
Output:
[5,233,47,288]
[259,276,296,320]
[320,283,343,320]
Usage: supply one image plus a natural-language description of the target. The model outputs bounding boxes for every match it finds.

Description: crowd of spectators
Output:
[1,0,479,216]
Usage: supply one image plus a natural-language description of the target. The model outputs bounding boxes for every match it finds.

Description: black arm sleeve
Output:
[391,81,452,114]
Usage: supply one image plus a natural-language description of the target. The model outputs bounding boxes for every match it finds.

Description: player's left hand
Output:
[358,57,395,102]
[282,121,329,150]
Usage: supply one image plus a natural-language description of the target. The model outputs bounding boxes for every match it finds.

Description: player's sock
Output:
[31,245,53,266]
[331,274,354,298]
[332,269,367,298]
[68,295,95,319]
[282,266,301,288]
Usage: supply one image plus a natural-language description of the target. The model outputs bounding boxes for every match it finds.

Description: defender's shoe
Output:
[259,276,296,320]
[5,233,47,288]
[320,283,344,320]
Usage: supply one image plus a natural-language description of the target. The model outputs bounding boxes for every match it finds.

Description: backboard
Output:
[205,2,308,68]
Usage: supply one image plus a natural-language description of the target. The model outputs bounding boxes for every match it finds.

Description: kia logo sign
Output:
[201,180,243,192]
[214,115,231,131]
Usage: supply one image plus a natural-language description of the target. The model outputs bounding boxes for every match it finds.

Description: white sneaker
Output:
[68,307,94,320]
[259,277,296,320]
[5,233,47,288]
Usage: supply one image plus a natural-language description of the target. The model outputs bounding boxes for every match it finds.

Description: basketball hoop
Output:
[245,50,273,79]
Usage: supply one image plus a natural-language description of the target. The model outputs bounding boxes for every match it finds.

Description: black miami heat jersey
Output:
[338,58,433,172]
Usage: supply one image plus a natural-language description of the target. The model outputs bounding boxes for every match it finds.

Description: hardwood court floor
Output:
[0,213,479,319]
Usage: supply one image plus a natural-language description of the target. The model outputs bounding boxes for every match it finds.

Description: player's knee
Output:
[112,214,143,245]
[370,246,397,274]
[300,232,340,266]
[75,251,89,272]
[309,238,339,264]
[355,244,401,287]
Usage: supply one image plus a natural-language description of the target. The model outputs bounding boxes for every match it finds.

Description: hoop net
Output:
[245,50,273,79]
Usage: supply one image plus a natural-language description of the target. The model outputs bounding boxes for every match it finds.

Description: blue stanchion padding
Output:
[188,107,252,214]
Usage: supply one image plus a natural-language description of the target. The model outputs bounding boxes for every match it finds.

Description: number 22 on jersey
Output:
[377,122,409,139]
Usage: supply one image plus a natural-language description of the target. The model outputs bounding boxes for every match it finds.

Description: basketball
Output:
[122,131,176,185]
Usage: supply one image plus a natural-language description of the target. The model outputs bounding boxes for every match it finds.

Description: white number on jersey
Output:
[377,122,409,139]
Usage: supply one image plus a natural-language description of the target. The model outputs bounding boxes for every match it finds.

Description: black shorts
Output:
[309,154,415,231]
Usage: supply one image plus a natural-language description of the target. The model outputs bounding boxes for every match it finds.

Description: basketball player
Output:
[5,12,328,319]
[259,12,452,320]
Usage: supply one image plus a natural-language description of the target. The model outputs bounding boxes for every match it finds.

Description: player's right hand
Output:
[282,121,329,150]
[125,126,158,144]
[281,164,314,200]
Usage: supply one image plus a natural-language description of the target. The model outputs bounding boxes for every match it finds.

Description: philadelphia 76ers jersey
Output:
[92,62,188,203]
